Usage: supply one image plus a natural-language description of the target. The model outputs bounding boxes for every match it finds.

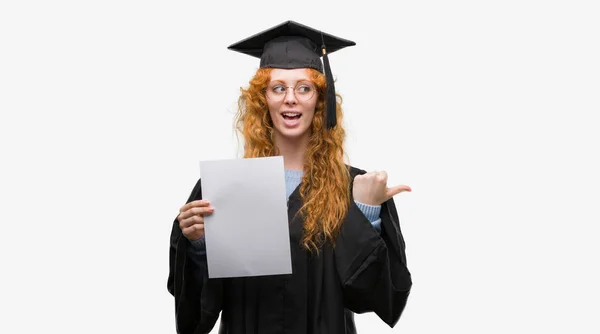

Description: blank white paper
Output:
[199,156,292,278]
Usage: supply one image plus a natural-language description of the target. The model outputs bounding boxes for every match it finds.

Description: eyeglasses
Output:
[265,81,317,102]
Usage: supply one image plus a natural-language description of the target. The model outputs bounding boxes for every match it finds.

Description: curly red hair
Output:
[234,67,351,252]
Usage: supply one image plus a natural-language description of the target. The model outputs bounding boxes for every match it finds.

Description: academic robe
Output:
[167,165,412,334]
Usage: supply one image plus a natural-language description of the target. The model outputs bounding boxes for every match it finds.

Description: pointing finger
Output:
[386,184,412,198]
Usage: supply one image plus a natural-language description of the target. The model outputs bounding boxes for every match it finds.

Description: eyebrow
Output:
[269,79,312,85]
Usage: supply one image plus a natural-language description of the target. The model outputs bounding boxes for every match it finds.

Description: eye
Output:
[296,84,314,94]
[271,85,286,94]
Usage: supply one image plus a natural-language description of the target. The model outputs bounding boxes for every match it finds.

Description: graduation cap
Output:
[228,20,356,130]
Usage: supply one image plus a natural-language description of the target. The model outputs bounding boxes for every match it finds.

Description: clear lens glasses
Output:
[265,81,316,102]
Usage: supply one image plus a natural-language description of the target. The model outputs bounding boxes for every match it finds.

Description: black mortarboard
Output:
[228,20,356,130]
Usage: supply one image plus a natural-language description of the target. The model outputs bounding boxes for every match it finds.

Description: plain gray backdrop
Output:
[1,0,599,333]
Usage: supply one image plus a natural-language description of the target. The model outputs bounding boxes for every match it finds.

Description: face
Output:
[266,68,318,141]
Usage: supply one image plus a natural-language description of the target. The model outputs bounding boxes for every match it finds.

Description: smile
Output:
[282,112,302,120]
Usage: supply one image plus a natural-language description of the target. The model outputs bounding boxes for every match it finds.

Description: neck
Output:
[273,132,310,171]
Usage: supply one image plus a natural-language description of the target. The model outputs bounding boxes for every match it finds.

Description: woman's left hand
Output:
[353,171,411,206]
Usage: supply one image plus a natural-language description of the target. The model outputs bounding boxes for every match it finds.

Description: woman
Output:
[167,21,412,334]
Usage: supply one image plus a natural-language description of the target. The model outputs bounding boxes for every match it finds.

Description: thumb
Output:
[386,184,412,198]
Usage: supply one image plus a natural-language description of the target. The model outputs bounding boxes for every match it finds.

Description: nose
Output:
[283,87,297,105]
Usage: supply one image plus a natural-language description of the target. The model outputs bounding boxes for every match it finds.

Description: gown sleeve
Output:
[167,178,223,334]
[354,200,382,232]
[334,169,413,328]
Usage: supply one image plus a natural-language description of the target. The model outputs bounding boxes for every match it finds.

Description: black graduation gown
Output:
[167,166,412,334]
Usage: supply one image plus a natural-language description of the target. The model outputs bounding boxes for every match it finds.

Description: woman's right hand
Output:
[177,199,214,241]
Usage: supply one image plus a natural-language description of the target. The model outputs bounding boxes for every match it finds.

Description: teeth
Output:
[282,112,301,117]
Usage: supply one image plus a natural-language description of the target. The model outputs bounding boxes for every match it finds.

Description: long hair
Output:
[234,67,351,252]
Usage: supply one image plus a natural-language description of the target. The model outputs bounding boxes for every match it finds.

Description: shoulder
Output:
[345,164,368,178]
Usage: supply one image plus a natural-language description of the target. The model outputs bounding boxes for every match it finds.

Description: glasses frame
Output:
[264,81,318,102]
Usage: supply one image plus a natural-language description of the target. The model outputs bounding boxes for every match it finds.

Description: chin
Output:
[275,126,310,139]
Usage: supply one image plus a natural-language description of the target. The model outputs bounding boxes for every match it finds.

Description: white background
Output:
[1,0,599,333]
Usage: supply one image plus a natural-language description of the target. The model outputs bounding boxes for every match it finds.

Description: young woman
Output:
[168,21,412,334]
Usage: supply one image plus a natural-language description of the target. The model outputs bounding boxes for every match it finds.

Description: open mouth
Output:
[282,112,302,120]
[281,112,302,127]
